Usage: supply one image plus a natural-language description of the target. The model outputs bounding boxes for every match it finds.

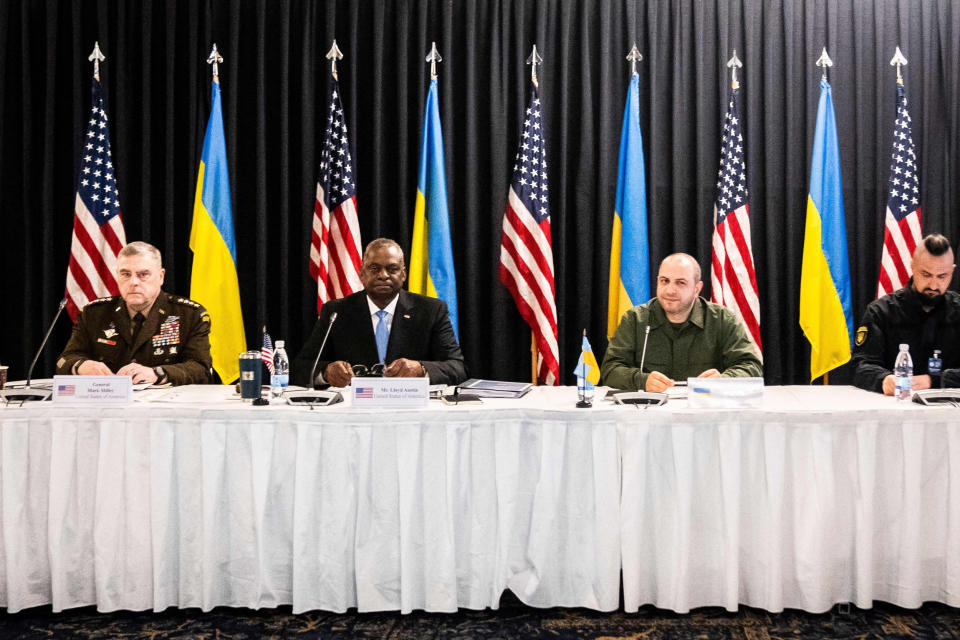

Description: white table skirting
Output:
[0,385,957,614]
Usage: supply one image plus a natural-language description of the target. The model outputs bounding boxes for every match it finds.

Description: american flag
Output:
[710,87,761,349]
[57,385,76,396]
[64,77,126,321]
[498,83,560,385]
[310,74,362,314]
[261,328,274,375]
[355,387,373,399]
[876,82,921,298]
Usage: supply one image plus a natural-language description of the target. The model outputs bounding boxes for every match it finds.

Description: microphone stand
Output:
[2,299,68,403]
[285,312,343,407]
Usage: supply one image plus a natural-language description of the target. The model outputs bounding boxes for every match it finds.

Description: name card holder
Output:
[52,375,132,406]
[351,377,430,409]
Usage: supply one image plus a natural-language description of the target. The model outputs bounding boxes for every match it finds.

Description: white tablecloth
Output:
[1,385,958,614]
[0,386,620,613]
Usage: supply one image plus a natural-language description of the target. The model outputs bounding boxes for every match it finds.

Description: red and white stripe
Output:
[310,185,362,314]
[64,193,125,320]
[876,206,921,298]
[499,188,559,385]
[711,202,762,349]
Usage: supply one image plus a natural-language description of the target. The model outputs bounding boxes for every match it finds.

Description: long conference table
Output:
[0,384,957,615]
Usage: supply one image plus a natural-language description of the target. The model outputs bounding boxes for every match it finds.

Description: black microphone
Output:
[308,311,338,389]
[285,312,343,407]
[1,299,68,403]
[638,324,651,377]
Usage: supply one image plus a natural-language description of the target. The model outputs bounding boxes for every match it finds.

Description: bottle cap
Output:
[275,340,284,348]
[899,343,909,350]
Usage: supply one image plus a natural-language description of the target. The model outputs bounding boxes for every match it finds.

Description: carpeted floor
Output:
[2,593,959,639]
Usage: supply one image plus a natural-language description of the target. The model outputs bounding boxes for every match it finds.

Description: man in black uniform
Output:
[56,241,213,385]
[852,233,960,394]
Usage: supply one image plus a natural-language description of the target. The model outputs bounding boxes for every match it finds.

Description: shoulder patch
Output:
[855,325,868,346]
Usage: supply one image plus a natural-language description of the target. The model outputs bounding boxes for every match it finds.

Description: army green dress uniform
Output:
[56,292,213,385]
[601,296,763,391]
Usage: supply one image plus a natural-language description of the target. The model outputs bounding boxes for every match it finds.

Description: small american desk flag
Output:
[498,82,559,385]
[310,74,362,314]
[876,82,921,298]
[64,77,126,321]
[711,87,761,349]
[261,328,275,375]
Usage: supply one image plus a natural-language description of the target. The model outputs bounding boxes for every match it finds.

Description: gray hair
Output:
[363,238,405,265]
[118,241,163,266]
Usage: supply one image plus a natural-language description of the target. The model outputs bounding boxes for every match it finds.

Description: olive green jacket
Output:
[601,297,762,391]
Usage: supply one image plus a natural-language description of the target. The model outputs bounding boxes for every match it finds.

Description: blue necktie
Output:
[375,309,389,364]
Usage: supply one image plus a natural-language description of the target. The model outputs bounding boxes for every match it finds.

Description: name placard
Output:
[351,376,430,409]
[52,375,133,406]
[687,376,764,409]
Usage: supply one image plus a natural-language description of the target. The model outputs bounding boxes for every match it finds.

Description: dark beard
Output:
[910,285,945,308]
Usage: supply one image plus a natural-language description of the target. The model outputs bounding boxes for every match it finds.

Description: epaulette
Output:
[87,296,115,306]
[172,296,202,309]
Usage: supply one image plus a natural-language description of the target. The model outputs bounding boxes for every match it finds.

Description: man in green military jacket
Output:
[602,253,762,392]
[56,241,212,386]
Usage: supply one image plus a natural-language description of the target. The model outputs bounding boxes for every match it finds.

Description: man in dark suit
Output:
[291,238,467,387]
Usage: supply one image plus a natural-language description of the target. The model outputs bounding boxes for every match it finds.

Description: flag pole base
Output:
[576,400,593,408]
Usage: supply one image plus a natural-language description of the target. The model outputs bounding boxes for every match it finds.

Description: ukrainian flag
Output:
[190,78,245,384]
[799,77,853,381]
[607,73,650,338]
[409,76,459,338]
[573,334,601,389]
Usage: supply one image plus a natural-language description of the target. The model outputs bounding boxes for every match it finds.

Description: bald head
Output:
[660,253,702,283]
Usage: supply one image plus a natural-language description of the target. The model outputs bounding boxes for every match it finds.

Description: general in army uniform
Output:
[57,241,212,385]
[601,253,763,391]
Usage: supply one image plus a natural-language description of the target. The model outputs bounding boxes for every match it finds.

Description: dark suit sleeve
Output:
[162,309,213,385]
[851,305,889,393]
[56,311,97,374]
[421,300,467,386]
[291,303,337,387]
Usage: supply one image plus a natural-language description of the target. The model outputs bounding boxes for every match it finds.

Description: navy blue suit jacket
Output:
[291,289,467,387]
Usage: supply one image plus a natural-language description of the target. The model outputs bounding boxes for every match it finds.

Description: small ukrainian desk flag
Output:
[799,77,853,381]
[573,333,601,390]
[409,75,459,339]
[190,71,245,384]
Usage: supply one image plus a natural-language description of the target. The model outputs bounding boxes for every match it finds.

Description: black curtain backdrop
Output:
[2,0,959,385]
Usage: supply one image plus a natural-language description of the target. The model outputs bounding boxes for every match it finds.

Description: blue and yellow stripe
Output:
[799,77,853,380]
[190,78,246,384]
[607,73,650,338]
[409,76,459,338]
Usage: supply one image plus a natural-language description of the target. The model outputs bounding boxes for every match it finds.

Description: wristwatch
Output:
[153,366,167,384]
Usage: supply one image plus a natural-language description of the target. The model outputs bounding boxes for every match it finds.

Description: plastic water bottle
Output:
[270,340,289,400]
[894,343,913,401]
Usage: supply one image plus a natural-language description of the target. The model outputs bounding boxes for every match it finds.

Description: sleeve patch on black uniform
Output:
[855,325,868,346]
